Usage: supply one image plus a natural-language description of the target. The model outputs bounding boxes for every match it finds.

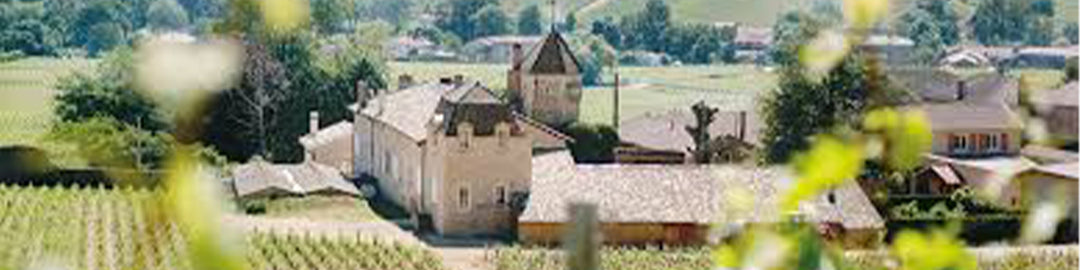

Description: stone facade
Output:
[508,31,583,126]
[354,82,566,236]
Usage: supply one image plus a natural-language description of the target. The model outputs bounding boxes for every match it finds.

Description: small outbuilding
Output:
[230,159,360,199]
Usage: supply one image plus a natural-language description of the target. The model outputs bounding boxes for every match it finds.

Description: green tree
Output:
[74,0,130,55]
[902,9,946,64]
[53,47,169,132]
[434,0,498,42]
[0,19,58,55]
[517,5,542,35]
[473,5,510,38]
[920,0,960,45]
[1065,24,1079,45]
[358,0,413,27]
[564,12,577,33]
[564,123,620,163]
[770,10,831,67]
[590,17,621,49]
[1066,57,1077,82]
[146,0,190,31]
[972,0,1057,45]
[621,0,670,51]
[310,0,353,33]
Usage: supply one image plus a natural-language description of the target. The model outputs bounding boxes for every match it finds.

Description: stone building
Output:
[299,112,355,176]
[353,80,568,235]
[507,31,583,127]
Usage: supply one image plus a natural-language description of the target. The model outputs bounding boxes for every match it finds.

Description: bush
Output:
[562,122,620,164]
[244,199,268,214]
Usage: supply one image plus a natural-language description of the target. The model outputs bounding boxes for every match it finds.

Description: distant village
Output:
[229,25,1079,247]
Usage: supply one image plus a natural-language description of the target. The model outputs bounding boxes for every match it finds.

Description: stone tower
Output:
[507,31,583,127]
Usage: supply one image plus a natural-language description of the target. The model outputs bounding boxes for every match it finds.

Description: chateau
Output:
[507,31,583,127]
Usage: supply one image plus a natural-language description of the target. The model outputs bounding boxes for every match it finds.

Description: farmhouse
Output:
[520,151,885,247]
[615,108,760,164]
[352,79,569,235]
[507,31,584,127]
[462,35,542,63]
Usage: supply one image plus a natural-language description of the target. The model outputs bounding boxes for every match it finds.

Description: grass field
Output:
[389,61,776,125]
[0,57,95,147]
[0,185,445,270]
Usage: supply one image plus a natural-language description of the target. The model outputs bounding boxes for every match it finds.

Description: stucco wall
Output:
[355,115,425,211]
[430,133,533,235]
[307,134,354,177]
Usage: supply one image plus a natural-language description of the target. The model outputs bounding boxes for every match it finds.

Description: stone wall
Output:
[430,133,532,235]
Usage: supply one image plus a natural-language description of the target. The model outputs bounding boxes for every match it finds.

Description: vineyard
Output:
[493,245,1079,270]
[0,185,446,270]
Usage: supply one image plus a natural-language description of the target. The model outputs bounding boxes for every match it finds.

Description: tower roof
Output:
[517,31,581,75]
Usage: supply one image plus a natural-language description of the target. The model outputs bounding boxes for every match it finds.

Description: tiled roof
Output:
[522,165,884,230]
[1021,145,1079,164]
[909,103,1023,131]
[299,121,353,149]
[359,83,456,141]
[231,161,359,198]
[619,108,762,153]
[889,69,1018,105]
[517,32,581,75]
[1032,81,1078,107]
[437,83,519,136]
[734,26,772,45]
[1030,162,1079,179]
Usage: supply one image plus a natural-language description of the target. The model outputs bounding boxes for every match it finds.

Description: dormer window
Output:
[495,122,510,147]
[981,134,1001,152]
[458,122,473,149]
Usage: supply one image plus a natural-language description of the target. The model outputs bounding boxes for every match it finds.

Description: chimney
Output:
[309,111,320,135]
[398,74,414,90]
[453,74,465,86]
[737,111,747,141]
[956,81,966,101]
[511,43,523,69]
[356,80,368,108]
[613,73,620,128]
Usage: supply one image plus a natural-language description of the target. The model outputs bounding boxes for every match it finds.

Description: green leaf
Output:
[783,136,864,211]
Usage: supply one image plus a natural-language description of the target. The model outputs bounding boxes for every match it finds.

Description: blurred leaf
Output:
[891,229,975,270]
[163,146,249,270]
[135,37,244,115]
[783,136,864,211]
[844,0,890,30]
[864,108,932,171]
[1019,201,1066,244]
[260,0,310,32]
[799,30,850,76]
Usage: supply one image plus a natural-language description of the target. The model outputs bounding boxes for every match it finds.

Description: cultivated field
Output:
[0,185,445,270]
[492,245,1079,270]
[0,57,95,146]
[260,196,384,222]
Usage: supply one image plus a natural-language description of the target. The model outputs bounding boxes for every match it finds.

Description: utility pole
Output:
[613,73,620,128]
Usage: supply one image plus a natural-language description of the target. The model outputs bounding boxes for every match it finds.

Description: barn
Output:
[520,152,885,247]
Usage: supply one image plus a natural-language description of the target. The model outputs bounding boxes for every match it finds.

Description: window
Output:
[983,134,1001,152]
[458,187,470,209]
[949,134,969,153]
[458,123,473,149]
[495,123,510,147]
[495,186,507,204]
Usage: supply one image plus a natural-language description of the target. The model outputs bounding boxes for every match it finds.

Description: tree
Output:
[517,5,543,35]
[685,101,718,163]
[473,5,510,38]
[621,0,670,51]
[310,0,353,33]
[771,10,832,67]
[1066,57,1077,82]
[73,0,130,55]
[918,0,960,45]
[0,19,58,55]
[146,0,190,31]
[564,13,577,33]
[53,48,169,132]
[590,17,622,49]
[902,9,946,64]
[358,0,413,27]
[434,0,498,42]
[1065,24,1079,45]
[972,0,1057,45]
[216,42,290,158]
[564,123,620,163]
